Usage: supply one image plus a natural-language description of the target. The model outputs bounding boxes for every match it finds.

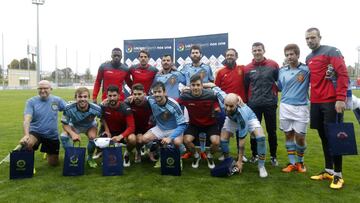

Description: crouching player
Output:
[209,84,268,178]
[60,87,102,168]
[142,82,188,168]
[101,85,136,167]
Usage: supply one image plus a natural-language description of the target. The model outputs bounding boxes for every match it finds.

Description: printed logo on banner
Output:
[177,43,185,52]
[108,154,118,166]
[166,157,175,168]
[126,45,133,53]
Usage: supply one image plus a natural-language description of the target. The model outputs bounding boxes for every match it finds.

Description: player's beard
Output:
[224,60,236,68]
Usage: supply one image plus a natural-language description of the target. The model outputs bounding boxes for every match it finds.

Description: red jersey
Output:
[128,64,158,93]
[306,45,348,103]
[126,98,153,134]
[177,89,219,127]
[93,62,130,102]
[101,102,135,138]
[215,64,247,103]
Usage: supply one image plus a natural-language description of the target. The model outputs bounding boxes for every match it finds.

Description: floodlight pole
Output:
[32,0,45,84]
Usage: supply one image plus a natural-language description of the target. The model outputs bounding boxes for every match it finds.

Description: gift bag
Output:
[63,142,86,176]
[10,149,34,179]
[102,144,123,176]
[211,157,234,177]
[160,144,181,176]
[325,115,358,156]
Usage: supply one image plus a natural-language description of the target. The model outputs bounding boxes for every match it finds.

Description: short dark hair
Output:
[162,54,173,60]
[112,47,122,52]
[138,49,150,58]
[252,42,265,51]
[190,45,202,54]
[132,83,145,92]
[151,81,166,92]
[284,44,300,56]
[306,27,321,37]
[226,48,238,58]
[107,85,119,93]
[190,74,202,84]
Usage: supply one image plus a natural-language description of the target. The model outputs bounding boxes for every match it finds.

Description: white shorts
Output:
[149,125,176,139]
[222,117,261,136]
[279,103,309,134]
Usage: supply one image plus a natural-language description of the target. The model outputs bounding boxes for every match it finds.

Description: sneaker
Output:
[42,153,47,160]
[181,152,193,159]
[330,175,344,189]
[249,155,259,163]
[92,151,103,159]
[259,166,268,178]
[242,155,248,163]
[140,146,146,156]
[154,159,161,168]
[33,167,36,175]
[282,163,297,173]
[310,171,334,180]
[134,151,141,163]
[270,157,279,166]
[180,159,183,171]
[87,159,98,168]
[207,153,215,169]
[123,152,130,167]
[296,162,306,173]
[200,152,207,160]
[218,154,225,161]
[192,154,201,168]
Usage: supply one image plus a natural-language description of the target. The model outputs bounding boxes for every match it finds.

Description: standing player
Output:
[19,80,67,166]
[278,44,310,173]
[60,87,102,168]
[305,27,349,189]
[181,45,214,87]
[93,48,130,103]
[178,75,220,169]
[128,50,158,94]
[153,54,186,99]
[244,42,280,166]
[101,85,136,167]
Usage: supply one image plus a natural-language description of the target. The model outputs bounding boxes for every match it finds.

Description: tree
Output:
[84,68,93,83]
[19,58,33,70]
[8,59,20,69]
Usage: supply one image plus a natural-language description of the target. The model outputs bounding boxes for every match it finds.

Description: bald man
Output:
[208,84,268,178]
[19,80,67,166]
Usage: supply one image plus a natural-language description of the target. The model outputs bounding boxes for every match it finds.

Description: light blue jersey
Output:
[148,96,186,131]
[278,63,310,105]
[61,102,102,129]
[181,63,214,85]
[24,95,67,140]
[154,71,186,99]
[212,86,257,137]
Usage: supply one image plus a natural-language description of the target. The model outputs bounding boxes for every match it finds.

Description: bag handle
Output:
[73,141,81,147]
[335,113,343,124]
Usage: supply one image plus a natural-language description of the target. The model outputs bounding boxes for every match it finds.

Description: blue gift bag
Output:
[63,142,86,176]
[10,150,34,179]
[102,145,123,176]
[160,144,181,176]
[325,116,358,156]
[211,157,234,177]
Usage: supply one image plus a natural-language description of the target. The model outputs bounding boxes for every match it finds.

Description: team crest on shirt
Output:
[237,67,243,76]
[169,76,177,86]
[51,102,59,111]
[296,73,305,83]
[87,115,95,122]
[161,110,171,121]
